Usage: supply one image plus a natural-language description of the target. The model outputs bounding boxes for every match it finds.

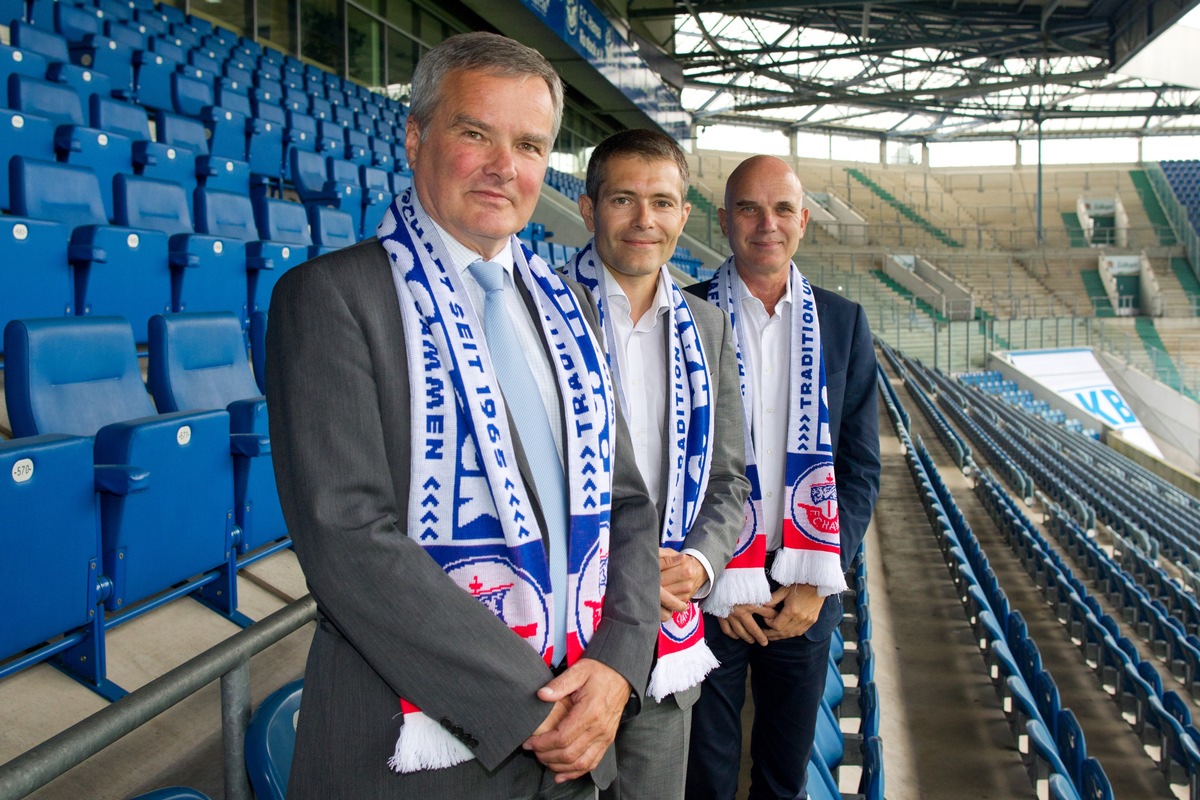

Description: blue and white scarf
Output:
[379,193,615,772]
[563,241,719,701]
[704,257,845,618]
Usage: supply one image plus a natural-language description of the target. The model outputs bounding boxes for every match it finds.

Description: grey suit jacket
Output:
[267,238,661,798]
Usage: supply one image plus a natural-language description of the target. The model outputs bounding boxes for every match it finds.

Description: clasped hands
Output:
[522,548,707,781]
[717,582,823,645]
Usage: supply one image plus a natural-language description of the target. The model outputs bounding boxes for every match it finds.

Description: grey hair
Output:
[585,128,689,200]
[408,31,565,141]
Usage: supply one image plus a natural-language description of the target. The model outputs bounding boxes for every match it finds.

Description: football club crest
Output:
[573,540,609,647]
[790,464,840,541]
[444,556,549,652]
[662,600,701,644]
[732,497,759,557]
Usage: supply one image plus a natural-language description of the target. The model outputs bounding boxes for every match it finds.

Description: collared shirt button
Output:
[767,448,775,455]
[766,491,774,498]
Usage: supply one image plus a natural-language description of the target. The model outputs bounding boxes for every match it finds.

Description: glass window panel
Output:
[347,7,383,89]
[386,27,418,92]
[190,0,250,35]
[301,0,344,75]
[259,0,297,54]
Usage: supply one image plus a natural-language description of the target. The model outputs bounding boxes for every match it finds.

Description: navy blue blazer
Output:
[685,278,881,641]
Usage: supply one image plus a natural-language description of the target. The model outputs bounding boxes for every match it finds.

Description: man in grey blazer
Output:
[266,32,661,799]
[563,129,749,800]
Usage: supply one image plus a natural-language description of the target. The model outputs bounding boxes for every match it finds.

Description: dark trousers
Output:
[685,614,832,800]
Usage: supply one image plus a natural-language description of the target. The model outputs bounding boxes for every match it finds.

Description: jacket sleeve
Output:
[266,254,560,771]
[833,302,881,568]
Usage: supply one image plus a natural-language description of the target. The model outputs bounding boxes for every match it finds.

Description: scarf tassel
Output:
[647,641,720,702]
[770,549,847,597]
[701,567,773,619]
[388,705,475,774]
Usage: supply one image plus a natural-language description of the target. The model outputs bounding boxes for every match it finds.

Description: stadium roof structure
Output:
[629,0,1200,142]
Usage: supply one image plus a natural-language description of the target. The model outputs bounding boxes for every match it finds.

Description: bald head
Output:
[719,155,809,283]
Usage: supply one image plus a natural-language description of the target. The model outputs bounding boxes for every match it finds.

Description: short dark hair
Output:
[408,32,564,140]
[585,128,690,200]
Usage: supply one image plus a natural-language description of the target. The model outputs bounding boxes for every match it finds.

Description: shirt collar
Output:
[737,268,792,318]
[603,264,671,323]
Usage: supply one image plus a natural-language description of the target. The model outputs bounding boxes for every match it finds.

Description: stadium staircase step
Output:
[1079,269,1116,316]
[1133,316,1185,392]
[1129,169,1177,246]
[1171,257,1200,315]
[870,269,946,322]
[845,168,962,247]
[1061,212,1088,248]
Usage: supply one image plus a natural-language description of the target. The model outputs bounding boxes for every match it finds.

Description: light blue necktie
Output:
[469,259,569,665]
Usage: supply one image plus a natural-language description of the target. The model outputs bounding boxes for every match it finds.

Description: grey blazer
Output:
[266,238,661,798]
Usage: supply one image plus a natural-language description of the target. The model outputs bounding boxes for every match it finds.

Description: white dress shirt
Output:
[737,274,793,552]
[425,214,565,467]
[602,265,715,596]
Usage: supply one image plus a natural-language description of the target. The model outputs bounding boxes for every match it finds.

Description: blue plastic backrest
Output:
[10,74,85,126]
[55,2,103,42]
[0,434,99,657]
[327,156,357,184]
[114,174,192,235]
[147,312,260,412]
[307,204,355,248]
[171,69,211,117]
[289,148,326,193]
[245,679,303,800]
[256,197,312,246]
[156,110,208,155]
[0,47,50,102]
[11,20,70,61]
[91,95,152,138]
[195,188,257,240]
[11,157,107,230]
[4,317,158,438]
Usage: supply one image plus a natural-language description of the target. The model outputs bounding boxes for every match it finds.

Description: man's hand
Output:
[523,658,631,782]
[758,583,823,641]
[717,603,769,645]
[659,549,706,622]
[717,583,824,644]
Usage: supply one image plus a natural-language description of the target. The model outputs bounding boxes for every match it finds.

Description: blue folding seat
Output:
[244,679,303,800]
[94,0,133,23]
[331,102,355,128]
[0,434,124,700]
[254,195,315,255]
[308,204,357,252]
[0,216,74,334]
[370,139,393,171]
[345,127,370,166]
[246,101,285,181]
[1056,708,1086,787]
[11,157,171,331]
[11,21,110,105]
[187,48,220,76]
[0,44,50,106]
[223,61,253,89]
[167,23,200,49]
[303,72,323,98]
[69,33,135,98]
[1025,719,1071,799]
[52,2,103,44]
[289,150,358,225]
[284,110,317,157]
[132,8,169,36]
[156,109,207,157]
[0,0,26,24]
[185,14,213,35]
[114,174,245,319]
[4,317,248,626]
[307,95,332,122]
[157,4,185,25]
[196,187,304,317]
[91,95,196,206]
[132,38,183,111]
[360,164,390,237]
[148,312,287,560]
[248,310,267,393]
[0,108,55,212]
[390,169,413,198]
[326,157,365,236]
[197,154,249,193]
[1080,757,1113,800]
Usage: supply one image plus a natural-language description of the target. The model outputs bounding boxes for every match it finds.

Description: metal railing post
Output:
[222,660,252,800]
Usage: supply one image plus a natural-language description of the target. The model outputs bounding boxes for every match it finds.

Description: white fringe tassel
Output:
[647,642,720,702]
[769,549,847,596]
[387,710,475,773]
[701,567,772,618]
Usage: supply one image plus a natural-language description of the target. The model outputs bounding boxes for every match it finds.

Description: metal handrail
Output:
[0,595,317,800]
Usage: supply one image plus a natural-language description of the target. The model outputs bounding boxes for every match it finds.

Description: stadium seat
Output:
[148,312,287,560]
[0,216,73,341]
[113,174,246,319]
[307,204,357,253]
[3,316,249,627]
[0,45,50,106]
[11,157,172,334]
[90,95,197,212]
[244,679,303,800]
[195,187,305,316]
[0,434,126,701]
[0,108,55,212]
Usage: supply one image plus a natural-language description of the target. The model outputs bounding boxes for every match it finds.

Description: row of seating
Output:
[0,312,285,699]
[876,353,1115,800]
[901,351,1200,796]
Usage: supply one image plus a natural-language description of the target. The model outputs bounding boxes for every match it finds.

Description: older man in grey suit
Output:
[266,32,660,799]
[561,128,749,800]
